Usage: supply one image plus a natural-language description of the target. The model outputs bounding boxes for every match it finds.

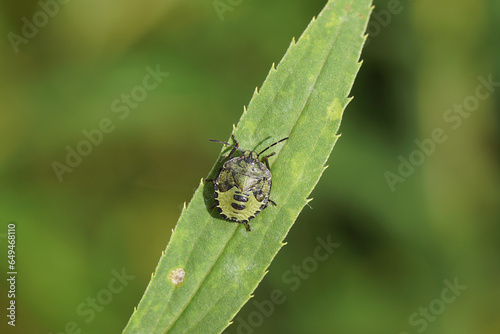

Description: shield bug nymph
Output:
[206,135,289,231]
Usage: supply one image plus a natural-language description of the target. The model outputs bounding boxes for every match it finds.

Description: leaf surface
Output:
[123,1,372,332]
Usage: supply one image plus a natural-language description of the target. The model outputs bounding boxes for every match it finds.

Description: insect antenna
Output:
[208,139,240,151]
[258,137,289,155]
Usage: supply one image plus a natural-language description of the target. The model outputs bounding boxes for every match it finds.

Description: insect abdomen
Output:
[216,188,266,223]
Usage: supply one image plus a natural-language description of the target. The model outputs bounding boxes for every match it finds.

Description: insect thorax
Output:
[242,150,259,163]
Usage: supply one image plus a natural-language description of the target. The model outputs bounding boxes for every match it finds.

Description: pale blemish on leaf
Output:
[168,268,186,286]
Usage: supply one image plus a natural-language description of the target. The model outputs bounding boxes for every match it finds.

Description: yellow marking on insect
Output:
[217,187,265,222]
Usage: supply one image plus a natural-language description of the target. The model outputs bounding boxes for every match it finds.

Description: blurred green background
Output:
[1,0,499,333]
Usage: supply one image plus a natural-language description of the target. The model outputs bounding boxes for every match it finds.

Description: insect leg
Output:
[226,134,240,159]
[261,152,276,169]
[242,221,252,232]
[231,134,239,147]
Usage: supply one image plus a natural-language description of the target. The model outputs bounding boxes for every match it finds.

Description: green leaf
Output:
[123,0,372,332]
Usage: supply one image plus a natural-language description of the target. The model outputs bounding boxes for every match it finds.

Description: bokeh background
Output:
[1,0,499,333]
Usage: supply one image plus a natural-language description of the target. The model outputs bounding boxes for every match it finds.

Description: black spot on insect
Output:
[231,203,246,210]
[233,194,248,202]
[205,134,288,231]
